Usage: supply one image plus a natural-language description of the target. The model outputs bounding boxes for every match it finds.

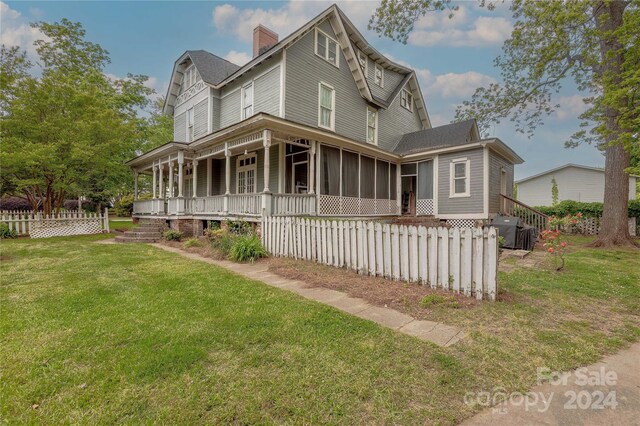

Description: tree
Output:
[551,177,559,206]
[370,0,639,247]
[142,96,174,151]
[0,19,153,215]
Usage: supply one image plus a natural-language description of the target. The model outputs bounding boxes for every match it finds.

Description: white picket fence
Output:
[262,217,499,300]
[0,210,110,238]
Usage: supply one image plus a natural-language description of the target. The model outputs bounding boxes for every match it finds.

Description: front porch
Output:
[130,122,407,220]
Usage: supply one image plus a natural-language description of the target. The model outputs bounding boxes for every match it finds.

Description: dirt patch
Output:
[263,257,480,319]
[0,255,13,262]
[159,238,228,261]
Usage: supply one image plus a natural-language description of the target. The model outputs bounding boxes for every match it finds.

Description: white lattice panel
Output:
[319,195,341,215]
[416,199,434,215]
[446,219,476,228]
[30,218,104,239]
[360,198,376,215]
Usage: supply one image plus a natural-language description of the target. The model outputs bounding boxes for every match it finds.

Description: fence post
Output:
[487,227,498,301]
[104,208,110,233]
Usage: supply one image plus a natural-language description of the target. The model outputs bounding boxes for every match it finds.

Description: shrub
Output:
[226,220,253,235]
[0,196,34,211]
[0,223,17,239]
[536,200,640,219]
[163,229,183,241]
[540,229,569,271]
[112,194,135,217]
[229,234,268,263]
[183,238,202,249]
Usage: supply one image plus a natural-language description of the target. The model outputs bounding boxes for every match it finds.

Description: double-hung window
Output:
[366,107,378,145]
[242,82,253,119]
[374,63,384,87]
[318,82,335,130]
[400,89,413,111]
[358,50,367,73]
[315,28,339,67]
[187,108,194,142]
[450,158,470,197]
[236,153,257,194]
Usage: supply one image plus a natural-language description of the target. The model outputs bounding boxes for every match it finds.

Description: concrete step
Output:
[123,231,163,239]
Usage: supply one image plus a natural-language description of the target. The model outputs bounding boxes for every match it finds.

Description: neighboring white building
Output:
[516,164,638,207]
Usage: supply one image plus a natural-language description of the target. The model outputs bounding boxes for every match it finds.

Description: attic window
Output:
[358,50,367,74]
[315,28,339,67]
[182,65,200,90]
[374,63,384,87]
[400,89,413,112]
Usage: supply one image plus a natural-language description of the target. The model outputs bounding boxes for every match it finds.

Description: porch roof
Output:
[125,142,191,169]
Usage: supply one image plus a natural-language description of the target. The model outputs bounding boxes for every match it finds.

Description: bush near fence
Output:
[535,200,640,218]
[262,217,499,301]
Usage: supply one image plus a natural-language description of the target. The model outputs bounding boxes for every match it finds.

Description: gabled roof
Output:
[163,50,240,115]
[393,119,478,155]
[162,3,430,128]
[516,163,640,184]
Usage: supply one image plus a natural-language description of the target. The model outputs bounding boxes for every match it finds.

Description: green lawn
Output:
[108,217,135,232]
[1,234,639,424]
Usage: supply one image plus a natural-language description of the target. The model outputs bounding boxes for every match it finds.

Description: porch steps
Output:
[115,219,166,243]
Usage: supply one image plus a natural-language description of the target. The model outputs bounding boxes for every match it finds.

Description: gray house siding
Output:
[220,88,241,129]
[488,150,514,214]
[254,65,281,117]
[196,160,207,197]
[437,148,484,215]
[193,98,208,139]
[378,90,424,151]
[285,19,369,145]
[210,159,225,195]
[174,112,186,142]
[211,91,221,132]
[366,57,404,100]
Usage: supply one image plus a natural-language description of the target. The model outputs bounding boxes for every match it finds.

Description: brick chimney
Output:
[253,25,278,57]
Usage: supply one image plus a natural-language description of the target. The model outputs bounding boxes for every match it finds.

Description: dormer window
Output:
[315,28,339,67]
[358,50,367,74]
[400,89,413,112]
[374,63,384,87]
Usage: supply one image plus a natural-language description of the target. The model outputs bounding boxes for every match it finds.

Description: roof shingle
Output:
[393,119,476,155]
[186,50,241,86]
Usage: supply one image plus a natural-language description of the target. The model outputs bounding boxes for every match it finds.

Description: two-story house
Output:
[127,4,524,235]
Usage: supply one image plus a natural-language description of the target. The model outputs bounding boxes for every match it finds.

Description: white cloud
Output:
[427,71,495,99]
[408,5,512,48]
[223,50,252,66]
[211,1,380,43]
[0,1,45,58]
[556,95,588,121]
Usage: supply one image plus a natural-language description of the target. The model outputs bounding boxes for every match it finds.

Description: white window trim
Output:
[400,88,413,112]
[366,106,378,145]
[374,63,384,88]
[449,158,471,198]
[241,82,254,120]
[236,152,257,194]
[357,50,368,75]
[314,27,340,68]
[318,82,335,131]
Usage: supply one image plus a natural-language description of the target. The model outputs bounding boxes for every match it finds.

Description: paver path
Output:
[150,243,466,347]
[463,342,640,425]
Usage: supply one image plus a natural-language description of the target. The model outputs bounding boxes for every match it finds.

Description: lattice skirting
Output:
[446,219,477,228]
[416,199,434,215]
[30,218,104,239]
[318,195,399,216]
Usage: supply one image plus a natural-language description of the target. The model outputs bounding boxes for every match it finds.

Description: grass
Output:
[108,217,135,232]
[1,234,639,424]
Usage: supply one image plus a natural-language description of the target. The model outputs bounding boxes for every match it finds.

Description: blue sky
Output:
[1,0,605,179]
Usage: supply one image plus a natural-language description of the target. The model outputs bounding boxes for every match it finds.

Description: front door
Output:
[292,161,309,193]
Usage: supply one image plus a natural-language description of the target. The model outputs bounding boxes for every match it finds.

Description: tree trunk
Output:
[590,0,637,248]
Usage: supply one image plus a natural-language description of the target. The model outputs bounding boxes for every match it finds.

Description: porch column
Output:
[206,158,212,197]
[192,160,199,198]
[396,163,402,214]
[159,165,164,199]
[152,165,157,199]
[309,141,316,195]
[178,154,184,198]
[133,171,139,200]
[224,145,230,213]
[168,162,174,198]
[263,130,271,192]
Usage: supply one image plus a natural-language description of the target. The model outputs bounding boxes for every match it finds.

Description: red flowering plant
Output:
[542,213,582,271]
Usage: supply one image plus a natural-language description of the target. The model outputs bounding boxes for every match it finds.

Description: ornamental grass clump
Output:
[163,229,183,241]
[229,234,268,263]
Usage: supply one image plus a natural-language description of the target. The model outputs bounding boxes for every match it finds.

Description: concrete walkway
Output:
[150,243,466,347]
[463,342,640,425]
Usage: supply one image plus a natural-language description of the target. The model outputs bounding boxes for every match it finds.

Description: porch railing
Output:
[318,195,399,216]
[228,194,262,215]
[500,194,549,233]
[271,194,316,216]
[133,199,155,215]
[196,196,225,214]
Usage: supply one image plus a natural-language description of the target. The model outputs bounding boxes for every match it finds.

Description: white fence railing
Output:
[272,194,316,216]
[262,217,498,300]
[318,195,399,216]
[1,210,110,238]
[132,200,155,215]
[228,194,262,215]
